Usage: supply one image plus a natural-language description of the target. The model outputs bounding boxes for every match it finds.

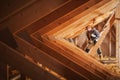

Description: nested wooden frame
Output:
[13,0,119,79]
[30,0,118,79]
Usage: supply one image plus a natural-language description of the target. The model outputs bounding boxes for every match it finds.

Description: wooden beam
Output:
[0,0,37,23]
[115,1,120,68]
[0,61,7,80]
[39,0,102,37]
[39,35,116,79]
[48,0,119,38]
[0,41,59,80]
[66,11,112,38]
[24,0,89,34]
[14,35,87,80]
[109,29,112,59]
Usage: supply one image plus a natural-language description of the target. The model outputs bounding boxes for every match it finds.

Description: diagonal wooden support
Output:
[89,11,115,56]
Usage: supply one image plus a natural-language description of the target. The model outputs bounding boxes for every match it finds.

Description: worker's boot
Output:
[85,48,90,53]
[97,48,102,59]
[98,54,101,59]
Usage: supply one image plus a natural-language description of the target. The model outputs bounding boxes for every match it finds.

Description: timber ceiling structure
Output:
[0,0,120,80]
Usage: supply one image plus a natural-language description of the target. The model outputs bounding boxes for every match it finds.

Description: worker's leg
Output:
[85,41,94,53]
[97,48,102,59]
[85,43,92,53]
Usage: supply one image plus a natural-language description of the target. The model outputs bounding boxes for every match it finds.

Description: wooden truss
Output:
[14,0,119,79]
[0,0,119,80]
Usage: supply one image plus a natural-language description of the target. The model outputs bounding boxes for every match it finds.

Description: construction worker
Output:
[85,26,102,59]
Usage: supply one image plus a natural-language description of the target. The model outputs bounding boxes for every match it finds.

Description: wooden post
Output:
[109,29,111,60]
[0,61,7,80]
[115,1,120,68]
[6,65,9,80]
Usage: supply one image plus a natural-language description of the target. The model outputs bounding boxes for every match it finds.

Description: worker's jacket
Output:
[87,28,100,42]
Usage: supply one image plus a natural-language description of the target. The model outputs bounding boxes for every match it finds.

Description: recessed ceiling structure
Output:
[0,0,120,80]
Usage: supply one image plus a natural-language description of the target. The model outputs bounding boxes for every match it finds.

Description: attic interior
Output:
[0,0,120,80]
[66,14,116,59]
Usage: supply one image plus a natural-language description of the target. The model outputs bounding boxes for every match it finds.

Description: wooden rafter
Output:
[0,41,59,80]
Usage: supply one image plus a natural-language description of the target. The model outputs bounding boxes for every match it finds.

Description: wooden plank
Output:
[50,38,117,78]
[37,0,100,36]
[115,2,120,68]
[33,32,118,80]
[66,11,112,38]
[46,0,118,38]
[0,0,68,32]
[109,29,112,59]
[0,61,7,80]
[24,0,91,34]
[14,35,87,80]
[0,41,59,80]
[32,36,104,80]
[0,0,37,23]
